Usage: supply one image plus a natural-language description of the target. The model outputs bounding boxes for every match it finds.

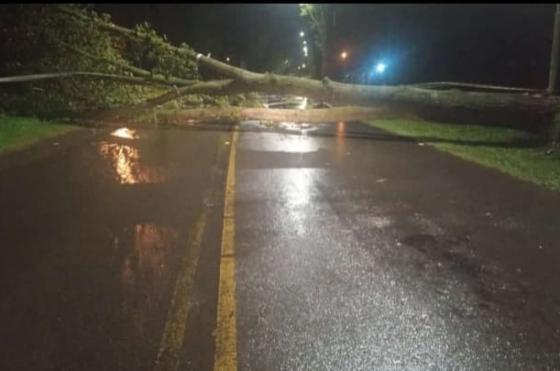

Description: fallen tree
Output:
[159,106,391,125]
[2,5,560,140]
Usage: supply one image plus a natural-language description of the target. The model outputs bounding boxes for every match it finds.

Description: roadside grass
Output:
[367,119,560,192]
[0,116,78,154]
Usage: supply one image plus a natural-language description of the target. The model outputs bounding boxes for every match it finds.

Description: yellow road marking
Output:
[214,128,239,371]
[154,206,208,371]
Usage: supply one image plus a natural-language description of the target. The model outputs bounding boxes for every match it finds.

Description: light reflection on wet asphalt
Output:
[120,223,178,344]
[99,128,166,185]
[234,120,560,370]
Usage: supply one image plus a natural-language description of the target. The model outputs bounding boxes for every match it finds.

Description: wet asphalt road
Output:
[1,119,560,370]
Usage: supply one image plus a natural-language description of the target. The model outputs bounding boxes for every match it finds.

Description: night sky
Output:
[95,4,555,88]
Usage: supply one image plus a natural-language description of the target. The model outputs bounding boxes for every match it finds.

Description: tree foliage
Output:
[0,4,201,118]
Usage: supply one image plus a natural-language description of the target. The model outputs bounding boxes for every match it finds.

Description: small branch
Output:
[0,72,177,86]
[141,79,237,108]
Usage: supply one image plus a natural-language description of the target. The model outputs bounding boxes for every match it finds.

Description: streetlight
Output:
[300,31,305,37]
[375,62,386,74]
[226,57,231,63]
[340,51,348,61]
[303,46,308,57]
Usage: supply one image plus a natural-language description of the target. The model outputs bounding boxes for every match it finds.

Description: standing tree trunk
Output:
[548,4,560,94]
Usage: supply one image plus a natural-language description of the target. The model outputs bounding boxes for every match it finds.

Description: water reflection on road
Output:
[335,121,347,166]
[120,223,178,339]
[98,128,166,184]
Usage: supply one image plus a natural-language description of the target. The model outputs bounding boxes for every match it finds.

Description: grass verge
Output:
[0,116,79,154]
[367,119,560,192]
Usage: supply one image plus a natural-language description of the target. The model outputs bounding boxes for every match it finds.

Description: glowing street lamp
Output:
[303,46,308,57]
[340,51,348,61]
[375,62,387,74]
[226,57,231,63]
[300,31,305,38]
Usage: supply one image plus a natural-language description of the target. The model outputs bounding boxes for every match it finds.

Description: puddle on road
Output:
[97,127,167,185]
[98,142,166,185]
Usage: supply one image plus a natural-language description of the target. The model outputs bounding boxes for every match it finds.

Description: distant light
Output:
[303,46,308,57]
[284,59,289,64]
[303,40,307,45]
[340,51,348,60]
[300,31,305,37]
[207,52,211,58]
[337,121,345,136]
[297,66,302,70]
[375,62,386,74]
[302,63,306,68]
[226,57,230,62]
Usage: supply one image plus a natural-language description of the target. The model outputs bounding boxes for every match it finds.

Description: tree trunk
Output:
[158,106,389,125]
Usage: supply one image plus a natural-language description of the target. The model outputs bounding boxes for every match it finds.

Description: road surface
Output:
[1,118,560,370]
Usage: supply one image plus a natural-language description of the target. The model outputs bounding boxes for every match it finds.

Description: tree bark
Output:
[159,106,389,125]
